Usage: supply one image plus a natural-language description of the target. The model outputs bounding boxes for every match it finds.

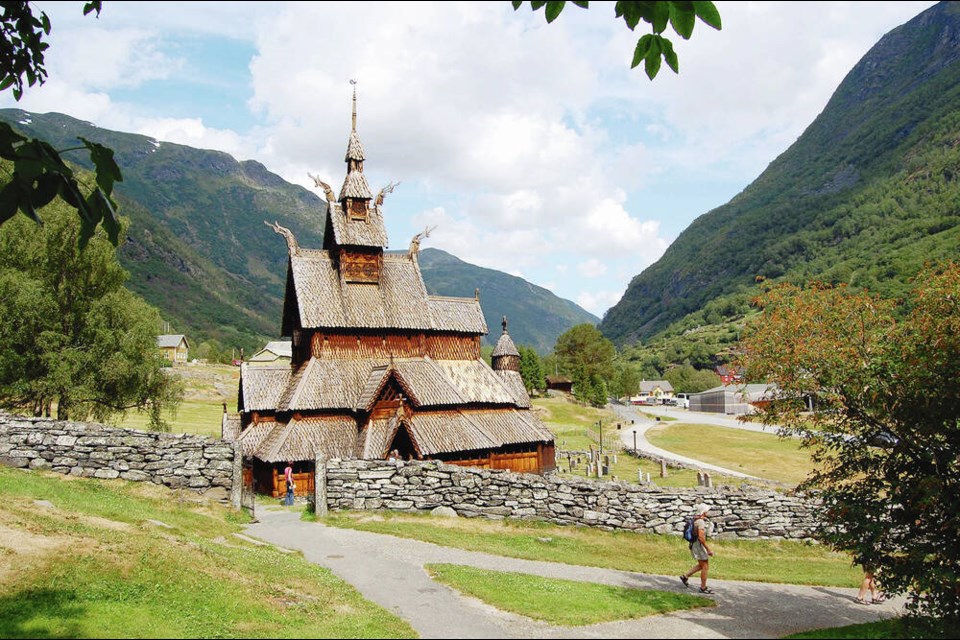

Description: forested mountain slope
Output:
[0,110,596,353]
[600,1,960,348]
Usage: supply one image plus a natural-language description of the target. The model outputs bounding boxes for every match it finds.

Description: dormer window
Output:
[349,199,368,220]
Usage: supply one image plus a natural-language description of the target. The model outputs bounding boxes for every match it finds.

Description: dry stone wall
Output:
[0,413,821,540]
[0,413,234,495]
[325,459,821,541]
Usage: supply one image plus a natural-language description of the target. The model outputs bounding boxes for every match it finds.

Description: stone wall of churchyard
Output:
[0,413,235,497]
[0,413,821,540]
[323,459,821,541]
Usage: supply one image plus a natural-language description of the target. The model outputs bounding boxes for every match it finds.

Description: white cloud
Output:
[577,289,627,318]
[1,0,938,318]
[578,259,607,278]
[46,27,179,91]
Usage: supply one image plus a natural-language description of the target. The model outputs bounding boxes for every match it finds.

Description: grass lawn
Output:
[784,618,949,639]
[111,363,240,437]
[425,564,712,625]
[113,400,228,437]
[0,467,415,639]
[535,397,744,488]
[645,422,816,486]
[324,511,861,587]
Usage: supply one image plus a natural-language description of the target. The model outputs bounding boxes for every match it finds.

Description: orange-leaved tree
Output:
[739,262,960,625]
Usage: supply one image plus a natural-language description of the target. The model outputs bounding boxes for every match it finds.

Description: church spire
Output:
[351,79,357,132]
[340,79,373,209]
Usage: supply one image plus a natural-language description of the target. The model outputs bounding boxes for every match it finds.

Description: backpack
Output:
[683,517,696,543]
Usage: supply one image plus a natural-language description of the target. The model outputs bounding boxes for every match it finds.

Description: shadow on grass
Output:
[0,588,87,639]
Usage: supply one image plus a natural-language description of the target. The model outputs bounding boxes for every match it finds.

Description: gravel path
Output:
[245,508,906,639]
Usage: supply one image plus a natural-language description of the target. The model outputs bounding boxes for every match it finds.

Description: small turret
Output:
[491,316,520,372]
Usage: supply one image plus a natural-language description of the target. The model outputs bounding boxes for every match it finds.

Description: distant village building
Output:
[689,384,775,415]
[545,375,574,393]
[716,365,744,386]
[157,334,189,364]
[226,89,555,498]
[630,380,674,404]
[248,340,292,365]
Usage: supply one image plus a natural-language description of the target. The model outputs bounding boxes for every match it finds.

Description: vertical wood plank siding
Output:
[311,331,481,360]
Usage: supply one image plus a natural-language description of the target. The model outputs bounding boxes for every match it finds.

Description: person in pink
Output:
[284,461,295,506]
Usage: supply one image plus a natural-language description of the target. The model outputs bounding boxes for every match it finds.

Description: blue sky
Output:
[2,1,937,317]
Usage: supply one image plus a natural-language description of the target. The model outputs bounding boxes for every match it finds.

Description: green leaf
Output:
[650,2,670,34]
[644,51,662,79]
[571,0,589,7]
[95,189,121,245]
[83,1,102,17]
[0,182,22,224]
[57,175,85,211]
[669,4,696,39]
[615,1,641,31]
[0,122,24,158]
[632,34,654,69]
[32,172,60,209]
[644,36,663,79]
[512,0,523,9]
[693,1,722,30]
[545,0,565,23]
[662,39,679,73]
[40,12,51,35]
[79,137,123,195]
[531,1,547,10]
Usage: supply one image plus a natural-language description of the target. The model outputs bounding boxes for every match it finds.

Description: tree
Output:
[513,1,722,79]
[663,362,720,393]
[518,345,546,394]
[0,1,122,247]
[553,323,616,383]
[588,374,608,408]
[738,264,960,624]
[0,195,182,429]
[610,362,641,400]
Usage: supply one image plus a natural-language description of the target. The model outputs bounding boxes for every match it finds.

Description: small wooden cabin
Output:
[157,334,189,364]
[229,89,555,497]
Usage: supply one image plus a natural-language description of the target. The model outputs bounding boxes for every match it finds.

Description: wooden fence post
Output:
[230,446,242,509]
[314,455,328,517]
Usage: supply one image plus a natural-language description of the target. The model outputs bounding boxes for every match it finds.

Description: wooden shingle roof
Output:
[406,408,553,456]
[407,411,496,455]
[492,331,519,358]
[280,357,528,412]
[494,370,531,408]
[253,415,357,463]
[277,358,374,412]
[344,130,365,162]
[356,417,400,459]
[236,420,277,456]
[239,364,292,411]
[286,250,486,333]
[327,201,387,248]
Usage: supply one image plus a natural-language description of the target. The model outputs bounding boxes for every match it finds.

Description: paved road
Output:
[246,508,905,639]
[610,404,762,480]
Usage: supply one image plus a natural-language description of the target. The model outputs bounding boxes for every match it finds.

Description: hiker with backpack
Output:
[680,503,715,594]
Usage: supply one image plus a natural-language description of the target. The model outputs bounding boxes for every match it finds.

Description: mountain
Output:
[417,248,599,353]
[0,109,596,354]
[600,1,960,349]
